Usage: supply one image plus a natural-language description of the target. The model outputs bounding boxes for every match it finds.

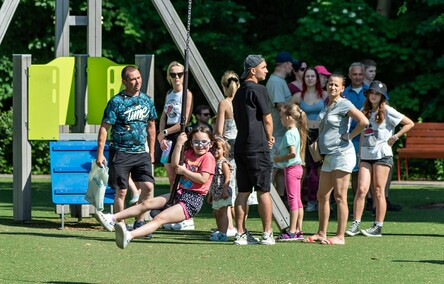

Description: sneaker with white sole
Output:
[226,228,237,237]
[115,222,131,249]
[171,219,195,231]
[233,230,260,245]
[361,223,382,237]
[162,223,175,230]
[209,232,228,242]
[261,232,276,245]
[132,220,153,239]
[94,211,115,232]
[128,194,140,206]
[346,220,361,236]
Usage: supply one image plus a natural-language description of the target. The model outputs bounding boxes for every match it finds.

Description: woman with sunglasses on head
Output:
[289,68,328,212]
[288,60,308,96]
[157,61,194,192]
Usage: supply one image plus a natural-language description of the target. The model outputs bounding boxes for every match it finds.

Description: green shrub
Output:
[0,108,50,174]
[154,165,167,177]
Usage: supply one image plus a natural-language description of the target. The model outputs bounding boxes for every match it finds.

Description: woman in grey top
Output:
[304,73,368,245]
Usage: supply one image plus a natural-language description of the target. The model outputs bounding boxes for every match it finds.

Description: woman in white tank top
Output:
[157,61,193,190]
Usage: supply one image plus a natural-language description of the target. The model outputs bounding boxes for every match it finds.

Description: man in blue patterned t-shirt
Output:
[96,66,157,231]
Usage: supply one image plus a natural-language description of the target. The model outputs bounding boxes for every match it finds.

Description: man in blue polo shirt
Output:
[342,62,368,195]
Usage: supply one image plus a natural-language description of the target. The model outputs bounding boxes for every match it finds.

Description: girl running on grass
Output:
[208,136,233,242]
[95,127,215,249]
[273,103,307,241]
[346,81,414,237]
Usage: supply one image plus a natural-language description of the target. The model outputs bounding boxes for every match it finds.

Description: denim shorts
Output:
[321,147,356,173]
[360,156,394,168]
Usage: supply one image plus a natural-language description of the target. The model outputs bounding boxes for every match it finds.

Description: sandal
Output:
[320,236,345,245]
[303,234,325,243]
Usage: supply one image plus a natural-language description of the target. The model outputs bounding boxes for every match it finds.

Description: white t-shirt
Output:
[164,90,183,125]
[360,105,404,160]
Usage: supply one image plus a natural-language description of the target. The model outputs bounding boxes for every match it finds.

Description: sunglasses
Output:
[299,67,307,72]
[170,72,184,79]
[200,113,211,117]
[191,140,211,147]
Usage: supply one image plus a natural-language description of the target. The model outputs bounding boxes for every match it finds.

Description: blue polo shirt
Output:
[342,84,368,140]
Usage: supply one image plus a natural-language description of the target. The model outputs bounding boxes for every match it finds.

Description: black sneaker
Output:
[132,220,153,239]
[361,223,382,237]
[387,199,402,211]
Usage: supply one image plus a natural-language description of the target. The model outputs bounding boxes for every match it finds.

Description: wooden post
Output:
[12,54,32,222]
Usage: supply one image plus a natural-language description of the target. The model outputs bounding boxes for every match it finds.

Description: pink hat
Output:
[315,65,331,76]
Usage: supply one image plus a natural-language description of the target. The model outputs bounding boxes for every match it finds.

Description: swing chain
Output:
[185,0,192,54]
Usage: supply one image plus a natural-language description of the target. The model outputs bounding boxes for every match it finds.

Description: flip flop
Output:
[303,234,325,243]
[320,237,345,245]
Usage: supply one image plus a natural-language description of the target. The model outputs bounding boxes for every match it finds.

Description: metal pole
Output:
[71,55,88,133]
[12,54,32,222]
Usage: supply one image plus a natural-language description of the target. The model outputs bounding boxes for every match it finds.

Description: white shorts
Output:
[321,147,356,173]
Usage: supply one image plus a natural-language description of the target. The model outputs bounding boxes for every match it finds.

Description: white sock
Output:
[127,232,133,241]
[110,215,116,222]
[375,221,383,227]
[354,219,361,223]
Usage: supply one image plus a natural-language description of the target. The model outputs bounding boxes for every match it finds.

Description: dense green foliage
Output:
[0,0,443,176]
[0,109,49,174]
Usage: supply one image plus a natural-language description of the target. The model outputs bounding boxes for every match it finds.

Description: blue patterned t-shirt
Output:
[102,91,157,152]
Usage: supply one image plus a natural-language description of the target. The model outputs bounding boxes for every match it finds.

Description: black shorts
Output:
[108,149,155,190]
[360,156,394,168]
[234,151,272,193]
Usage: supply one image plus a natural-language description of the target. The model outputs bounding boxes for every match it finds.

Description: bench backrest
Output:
[50,141,115,205]
[405,123,444,149]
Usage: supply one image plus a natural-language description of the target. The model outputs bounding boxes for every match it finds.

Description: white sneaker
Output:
[171,219,195,230]
[226,228,237,237]
[94,211,115,232]
[233,230,260,245]
[115,222,130,249]
[128,194,140,205]
[261,232,276,245]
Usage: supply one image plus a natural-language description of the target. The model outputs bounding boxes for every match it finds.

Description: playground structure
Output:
[2,0,291,230]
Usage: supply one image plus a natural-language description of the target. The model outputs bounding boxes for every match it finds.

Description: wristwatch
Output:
[163,129,168,136]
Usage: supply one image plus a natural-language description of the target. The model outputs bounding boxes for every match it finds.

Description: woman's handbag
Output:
[309,139,323,163]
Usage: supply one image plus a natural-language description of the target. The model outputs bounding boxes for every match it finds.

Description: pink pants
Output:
[284,164,303,211]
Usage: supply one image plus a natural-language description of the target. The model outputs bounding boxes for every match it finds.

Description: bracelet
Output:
[343,132,350,141]
[392,135,399,141]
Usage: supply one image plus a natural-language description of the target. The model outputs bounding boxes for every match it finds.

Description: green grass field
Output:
[0,177,443,283]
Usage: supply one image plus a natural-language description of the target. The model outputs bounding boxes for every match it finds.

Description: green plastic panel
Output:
[87,57,126,124]
[28,57,75,140]
[28,65,60,140]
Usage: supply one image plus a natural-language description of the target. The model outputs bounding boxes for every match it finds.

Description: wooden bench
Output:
[50,141,115,228]
[397,123,444,180]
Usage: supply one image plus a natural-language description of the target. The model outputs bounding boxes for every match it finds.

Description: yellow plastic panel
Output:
[48,57,75,125]
[87,57,125,124]
[108,65,126,99]
[28,65,60,140]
